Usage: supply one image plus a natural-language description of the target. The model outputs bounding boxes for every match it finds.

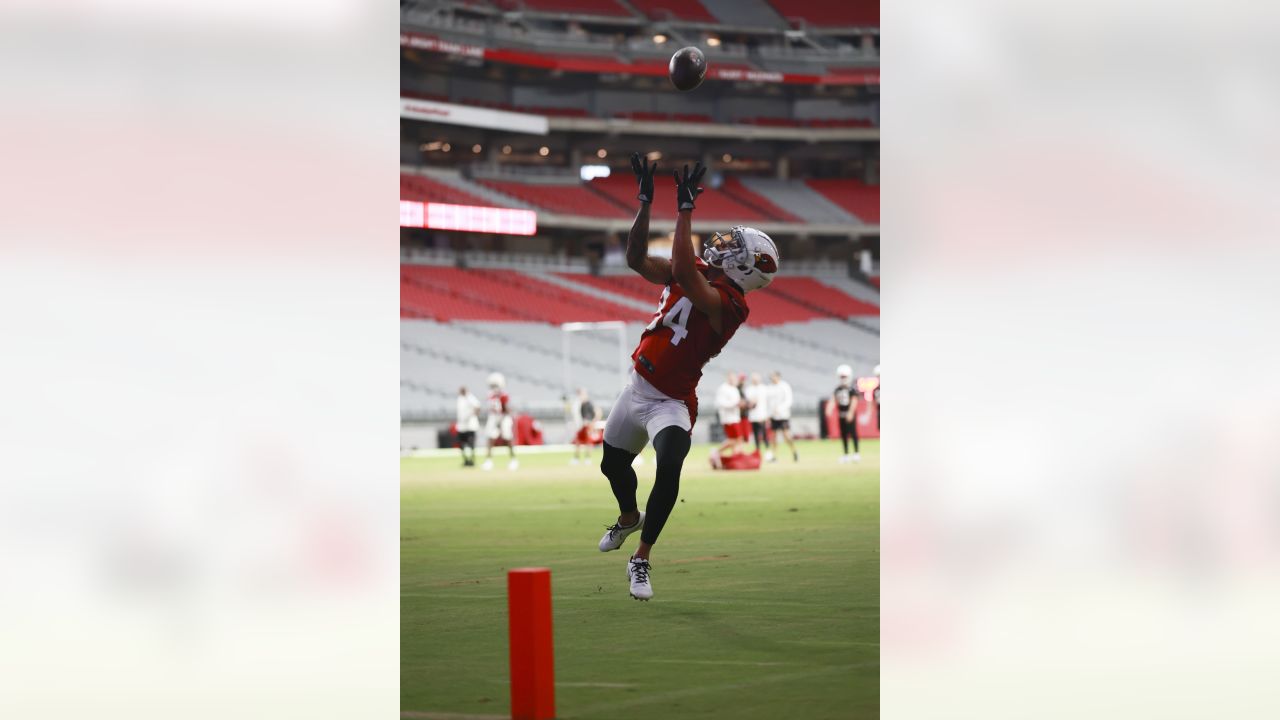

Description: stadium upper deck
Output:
[399,0,879,270]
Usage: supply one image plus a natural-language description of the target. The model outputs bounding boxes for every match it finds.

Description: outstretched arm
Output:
[671,162,723,334]
[626,152,672,285]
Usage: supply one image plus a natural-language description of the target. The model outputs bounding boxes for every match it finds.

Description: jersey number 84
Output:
[644,286,694,345]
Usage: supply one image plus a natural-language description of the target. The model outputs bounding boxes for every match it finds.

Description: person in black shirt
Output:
[572,387,601,464]
[834,364,860,463]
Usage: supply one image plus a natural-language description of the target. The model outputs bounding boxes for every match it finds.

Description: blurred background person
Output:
[873,363,880,431]
[712,371,744,467]
[571,387,601,465]
[482,372,518,471]
[834,364,860,463]
[456,385,481,467]
[768,370,797,462]
[735,370,752,450]
[745,372,771,457]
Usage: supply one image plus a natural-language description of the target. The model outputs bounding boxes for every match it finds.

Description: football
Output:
[668,46,707,92]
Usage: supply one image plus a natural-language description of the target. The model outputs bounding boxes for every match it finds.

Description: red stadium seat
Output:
[766,0,878,27]
[403,265,646,323]
[719,176,803,223]
[401,272,526,321]
[493,0,632,17]
[628,0,717,22]
[553,272,876,324]
[477,179,629,219]
[561,271,824,326]
[401,174,504,208]
[803,178,880,223]
[768,277,879,316]
[555,273,662,305]
[590,173,779,223]
[746,117,802,127]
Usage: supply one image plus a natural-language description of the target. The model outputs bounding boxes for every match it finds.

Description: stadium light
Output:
[596,148,607,159]
[653,34,667,44]
[580,164,611,181]
[706,36,721,47]
[538,146,550,157]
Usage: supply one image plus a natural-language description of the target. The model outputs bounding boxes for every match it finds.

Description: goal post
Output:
[561,321,629,400]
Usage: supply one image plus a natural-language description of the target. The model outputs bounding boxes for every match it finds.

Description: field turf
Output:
[402,438,879,719]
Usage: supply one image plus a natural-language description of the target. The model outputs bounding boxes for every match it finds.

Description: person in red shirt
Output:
[481,372,518,471]
[596,153,780,601]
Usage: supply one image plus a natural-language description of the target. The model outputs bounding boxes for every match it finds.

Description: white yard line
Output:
[567,662,878,717]
[403,444,579,458]
[401,592,878,615]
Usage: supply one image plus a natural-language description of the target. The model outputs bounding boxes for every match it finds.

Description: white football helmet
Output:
[487,372,505,390]
[703,226,779,293]
[836,364,853,381]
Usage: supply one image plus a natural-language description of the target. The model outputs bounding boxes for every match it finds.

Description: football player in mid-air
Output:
[595,152,780,601]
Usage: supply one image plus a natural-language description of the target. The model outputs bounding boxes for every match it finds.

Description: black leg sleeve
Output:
[851,418,860,453]
[600,442,639,514]
[640,426,691,545]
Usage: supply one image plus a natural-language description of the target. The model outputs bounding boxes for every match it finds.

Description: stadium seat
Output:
[768,277,879,317]
[803,178,880,223]
[628,0,717,22]
[493,0,632,18]
[719,175,803,223]
[401,174,499,207]
[590,173,779,223]
[766,0,878,27]
[402,265,646,324]
[476,179,629,218]
[550,272,875,325]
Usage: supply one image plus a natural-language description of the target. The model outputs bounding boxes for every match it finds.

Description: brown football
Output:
[668,46,707,92]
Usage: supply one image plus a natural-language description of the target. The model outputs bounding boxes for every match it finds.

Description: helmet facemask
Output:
[705,226,779,293]
[703,229,748,269]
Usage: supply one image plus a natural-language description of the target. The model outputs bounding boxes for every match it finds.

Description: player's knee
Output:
[653,426,691,467]
[600,442,632,477]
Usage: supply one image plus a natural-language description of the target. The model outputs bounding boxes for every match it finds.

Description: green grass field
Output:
[402,438,879,719]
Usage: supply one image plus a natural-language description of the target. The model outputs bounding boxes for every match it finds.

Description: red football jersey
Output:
[487,390,509,415]
[632,265,749,418]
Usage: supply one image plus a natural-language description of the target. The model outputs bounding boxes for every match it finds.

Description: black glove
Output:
[630,152,658,204]
[674,162,706,212]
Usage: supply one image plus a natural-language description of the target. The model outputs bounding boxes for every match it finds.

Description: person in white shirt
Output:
[744,372,771,457]
[712,371,744,467]
[767,371,797,462]
[455,386,482,467]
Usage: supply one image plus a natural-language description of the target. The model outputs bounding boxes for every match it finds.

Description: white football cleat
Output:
[569,457,579,465]
[508,458,519,470]
[851,453,861,462]
[765,450,776,463]
[481,459,494,471]
[627,557,653,601]
[599,512,644,552]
